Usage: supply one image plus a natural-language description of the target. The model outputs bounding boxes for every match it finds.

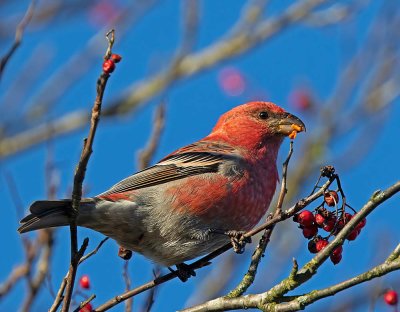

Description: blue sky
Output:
[0,1,399,311]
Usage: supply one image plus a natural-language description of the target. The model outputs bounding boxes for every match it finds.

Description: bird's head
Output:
[208,101,306,153]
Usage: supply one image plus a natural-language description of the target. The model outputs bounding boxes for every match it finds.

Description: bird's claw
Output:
[169,263,196,282]
[224,230,251,254]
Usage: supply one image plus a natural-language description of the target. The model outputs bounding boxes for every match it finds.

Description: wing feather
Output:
[98,147,234,196]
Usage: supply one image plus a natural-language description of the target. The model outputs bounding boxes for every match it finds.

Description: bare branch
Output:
[60,30,116,312]
[137,102,166,170]
[0,0,35,80]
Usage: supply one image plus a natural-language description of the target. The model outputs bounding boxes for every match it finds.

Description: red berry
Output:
[337,219,345,230]
[316,239,329,252]
[384,290,398,306]
[341,212,352,223]
[355,216,367,231]
[297,210,315,226]
[103,59,115,73]
[332,245,343,257]
[289,89,313,111]
[315,214,325,226]
[80,302,93,312]
[330,253,342,265]
[324,191,339,206]
[79,275,90,289]
[111,53,122,63]
[218,67,246,96]
[346,229,358,241]
[308,239,318,253]
[322,219,335,233]
[302,224,318,238]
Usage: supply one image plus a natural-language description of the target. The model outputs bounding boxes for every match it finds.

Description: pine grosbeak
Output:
[18,101,305,268]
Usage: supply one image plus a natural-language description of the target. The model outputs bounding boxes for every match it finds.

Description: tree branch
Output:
[60,30,116,312]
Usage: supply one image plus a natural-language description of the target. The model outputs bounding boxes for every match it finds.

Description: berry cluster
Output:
[293,190,366,265]
[102,53,122,74]
[78,275,93,312]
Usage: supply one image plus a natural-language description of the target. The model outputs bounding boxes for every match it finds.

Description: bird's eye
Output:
[258,111,269,119]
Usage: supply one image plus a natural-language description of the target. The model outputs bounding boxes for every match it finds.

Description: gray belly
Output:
[77,199,230,266]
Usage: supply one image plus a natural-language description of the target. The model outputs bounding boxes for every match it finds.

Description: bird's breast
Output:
[166,161,277,231]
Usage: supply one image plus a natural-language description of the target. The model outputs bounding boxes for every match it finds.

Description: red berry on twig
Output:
[332,245,343,257]
[308,239,318,253]
[322,219,335,233]
[296,210,315,226]
[324,191,339,206]
[315,239,329,252]
[302,224,318,238]
[80,302,93,312]
[343,212,353,222]
[384,289,398,306]
[330,253,342,265]
[79,275,90,289]
[103,59,115,74]
[346,229,358,241]
[315,213,325,226]
[111,53,122,63]
[355,216,367,231]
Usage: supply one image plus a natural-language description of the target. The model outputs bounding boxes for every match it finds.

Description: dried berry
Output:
[118,247,133,260]
[324,191,339,206]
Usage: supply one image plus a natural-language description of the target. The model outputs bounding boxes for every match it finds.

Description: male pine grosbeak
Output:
[19,101,305,268]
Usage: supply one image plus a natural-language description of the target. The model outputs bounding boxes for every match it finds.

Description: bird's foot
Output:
[209,229,251,254]
[225,230,251,254]
[168,263,196,282]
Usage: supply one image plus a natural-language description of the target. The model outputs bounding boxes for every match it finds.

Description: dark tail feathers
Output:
[18,200,72,233]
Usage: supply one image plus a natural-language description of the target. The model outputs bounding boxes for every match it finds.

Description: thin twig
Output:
[0,0,36,80]
[49,238,108,312]
[72,294,96,312]
[140,267,161,312]
[79,238,109,264]
[123,261,132,312]
[60,30,115,312]
[138,102,166,170]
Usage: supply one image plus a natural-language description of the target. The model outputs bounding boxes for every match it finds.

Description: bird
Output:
[18,101,305,274]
